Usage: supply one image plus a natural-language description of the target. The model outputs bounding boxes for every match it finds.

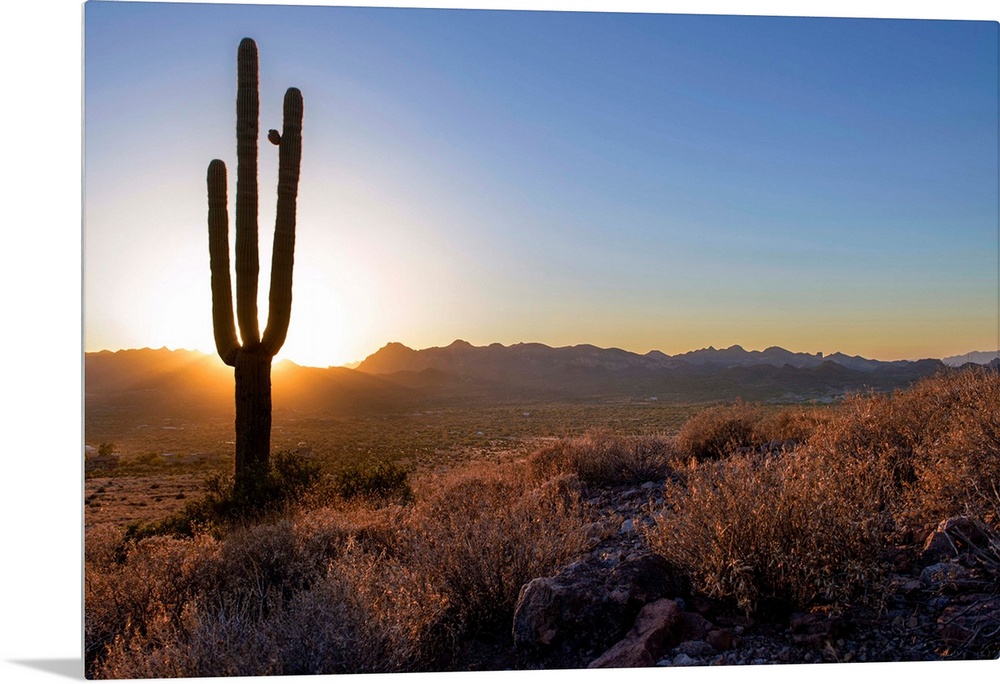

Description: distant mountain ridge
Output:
[355,340,943,376]
[85,342,989,427]
[942,350,1000,367]
[351,340,957,404]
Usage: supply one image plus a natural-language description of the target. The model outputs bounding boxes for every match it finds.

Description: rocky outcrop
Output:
[588,598,683,668]
[504,462,999,672]
[512,553,684,655]
[511,480,1000,669]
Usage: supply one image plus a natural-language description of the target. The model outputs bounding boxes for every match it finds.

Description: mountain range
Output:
[85,341,996,427]
[350,340,963,402]
[355,340,953,376]
[941,350,1000,367]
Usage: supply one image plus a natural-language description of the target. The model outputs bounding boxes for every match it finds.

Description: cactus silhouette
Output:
[207,38,303,502]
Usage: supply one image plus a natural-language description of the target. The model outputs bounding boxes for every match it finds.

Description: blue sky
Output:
[83,1,999,365]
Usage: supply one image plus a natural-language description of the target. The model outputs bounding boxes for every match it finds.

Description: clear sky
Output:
[83,1,999,366]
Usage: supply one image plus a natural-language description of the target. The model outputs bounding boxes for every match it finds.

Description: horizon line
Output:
[82,338,1000,369]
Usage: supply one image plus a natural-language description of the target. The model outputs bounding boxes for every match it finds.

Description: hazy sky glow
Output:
[84,1,999,366]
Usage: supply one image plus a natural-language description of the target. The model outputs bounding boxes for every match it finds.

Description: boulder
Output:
[512,553,684,654]
[674,639,716,658]
[920,517,990,564]
[588,598,683,668]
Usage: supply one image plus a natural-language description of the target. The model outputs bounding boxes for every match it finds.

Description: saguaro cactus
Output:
[207,37,303,502]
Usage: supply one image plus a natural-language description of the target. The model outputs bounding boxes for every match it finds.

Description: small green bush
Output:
[126,451,321,540]
[133,452,165,467]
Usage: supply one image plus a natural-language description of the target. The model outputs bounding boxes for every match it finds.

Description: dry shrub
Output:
[524,440,576,482]
[805,390,922,492]
[86,502,414,678]
[96,542,448,678]
[95,596,282,679]
[87,458,589,677]
[407,461,587,636]
[804,368,1000,526]
[526,429,675,486]
[269,545,450,674]
[85,531,223,676]
[650,368,1000,617]
[905,368,1000,526]
[646,447,892,615]
[84,522,129,568]
[756,405,832,445]
[675,400,763,461]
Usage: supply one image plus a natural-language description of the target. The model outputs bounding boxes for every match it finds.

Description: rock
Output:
[885,544,915,573]
[919,562,984,594]
[675,639,715,657]
[920,517,990,564]
[512,553,684,653]
[672,653,698,666]
[937,594,1000,654]
[588,599,683,669]
[706,628,733,651]
[582,521,608,545]
[680,610,714,640]
[620,519,635,534]
[789,609,843,647]
[594,548,622,568]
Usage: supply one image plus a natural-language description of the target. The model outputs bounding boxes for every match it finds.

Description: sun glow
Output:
[264,256,376,368]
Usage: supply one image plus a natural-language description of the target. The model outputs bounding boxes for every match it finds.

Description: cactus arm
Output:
[207,159,240,366]
[262,87,303,356]
[235,37,261,347]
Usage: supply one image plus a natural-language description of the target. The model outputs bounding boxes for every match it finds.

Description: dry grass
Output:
[86,458,587,678]
[904,369,1000,526]
[407,461,587,636]
[85,474,207,528]
[645,368,1000,616]
[645,447,893,615]
[756,405,832,445]
[525,429,676,486]
[674,399,763,461]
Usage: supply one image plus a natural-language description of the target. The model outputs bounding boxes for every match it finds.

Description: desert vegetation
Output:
[85,367,1000,676]
[86,457,588,677]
